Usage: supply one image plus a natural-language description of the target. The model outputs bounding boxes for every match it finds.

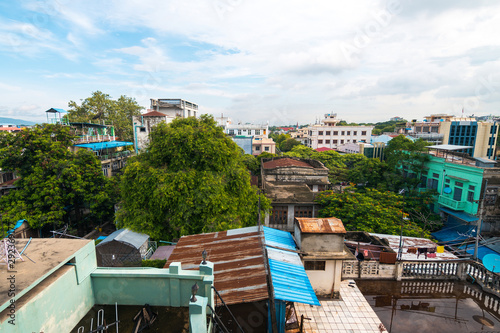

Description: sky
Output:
[1,0,500,125]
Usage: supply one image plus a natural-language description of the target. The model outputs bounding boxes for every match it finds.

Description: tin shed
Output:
[96,229,149,267]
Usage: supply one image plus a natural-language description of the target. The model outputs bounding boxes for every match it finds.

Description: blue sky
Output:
[1,0,500,125]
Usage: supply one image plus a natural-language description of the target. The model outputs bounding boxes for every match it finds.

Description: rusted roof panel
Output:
[142,110,167,117]
[165,228,269,305]
[263,158,314,169]
[296,217,346,234]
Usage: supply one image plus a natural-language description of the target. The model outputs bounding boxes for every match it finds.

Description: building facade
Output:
[150,98,199,118]
[262,157,330,232]
[307,114,373,149]
[410,114,498,159]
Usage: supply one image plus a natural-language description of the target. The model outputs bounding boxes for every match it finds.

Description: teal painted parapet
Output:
[189,296,208,333]
[91,262,214,307]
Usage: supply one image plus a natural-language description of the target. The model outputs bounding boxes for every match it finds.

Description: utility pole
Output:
[474,180,488,260]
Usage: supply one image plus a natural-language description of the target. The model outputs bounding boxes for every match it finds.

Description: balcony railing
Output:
[438,195,467,210]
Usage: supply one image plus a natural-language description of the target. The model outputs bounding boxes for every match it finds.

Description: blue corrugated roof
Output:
[46,108,67,113]
[431,224,476,243]
[268,259,321,306]
[263,226,297,251]
[440,207,478,223]
[263,227,320,306]
[74,141,133,151]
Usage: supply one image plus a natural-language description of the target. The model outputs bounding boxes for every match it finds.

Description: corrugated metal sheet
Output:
[165,228,268,305]
[263,227,297,251]
[263,158,313,169]
[296,217,346,234]
[263,227,320,306]
[99,228,149,249]
[268,259,320,306]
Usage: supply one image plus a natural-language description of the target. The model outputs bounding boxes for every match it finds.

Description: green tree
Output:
[280,138,301,152]
[0,125,113,232]
[315,188,430,237]
[67,91,143,142]
[116,115,270,240]
[384,135,430,191]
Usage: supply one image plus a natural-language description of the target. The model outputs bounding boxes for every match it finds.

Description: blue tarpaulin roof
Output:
[463,246,498,261]
[74,141,133,151]
[263,227,320,306]
[440,207,478,222]
[431,224,476,243]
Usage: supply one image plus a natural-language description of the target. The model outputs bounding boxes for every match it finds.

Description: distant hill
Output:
[0,117,38,126]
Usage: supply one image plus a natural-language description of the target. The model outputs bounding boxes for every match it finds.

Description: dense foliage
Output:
[269,133,301,152]
[0,125,114,231]
[67,91,143,142]
[316,188,433,238]
[116,115,270,240]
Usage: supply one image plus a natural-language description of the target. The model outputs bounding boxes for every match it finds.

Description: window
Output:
[445,178,450,184]
[346,131,350,135]
[427,178,438,190]
[362,131,367,135]
[318,140,323,144]
[255,129,260,135]
[432,173,439,178]
[229,129,235,135]
[420,176,427,188]
[353,131,357,135]
[270,206,288,225]
[333,131,338,135]
[319,131,323,135]
[294,205,313,218]
[453,187,463,201]
[467,190,475,202]
[238,130,242,135]
[326,131,331,135]
[353,140,356,143]
[264,146,270,151]
[304,261,326,271]
[255,146,261,151]
[325,140,330,144]
[340,140,344,144]
[140,127,146,132]
[333,140,338,144]
[485,187,498,205]
[341,131,345,135]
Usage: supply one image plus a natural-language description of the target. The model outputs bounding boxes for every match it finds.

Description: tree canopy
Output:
[67,91,143,142]
[0,125,114,232]
[116,115,270,240]
[315,188,432,237]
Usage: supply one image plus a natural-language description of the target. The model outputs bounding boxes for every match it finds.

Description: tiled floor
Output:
[294,280,387,333]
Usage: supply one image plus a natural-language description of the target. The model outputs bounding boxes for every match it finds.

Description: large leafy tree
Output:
[116,115,270,240]
[316,188,430,238]
[67,91,143,142]
[0,125,114,232]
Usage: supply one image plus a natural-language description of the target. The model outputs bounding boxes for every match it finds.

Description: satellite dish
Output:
[482,254,500,273]
[443,187,452,194]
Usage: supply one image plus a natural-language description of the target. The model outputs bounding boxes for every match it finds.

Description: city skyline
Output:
[1,1,500,125]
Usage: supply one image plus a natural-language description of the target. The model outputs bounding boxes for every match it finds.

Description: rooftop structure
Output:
[150,98,198,118]
[261,157,330,232]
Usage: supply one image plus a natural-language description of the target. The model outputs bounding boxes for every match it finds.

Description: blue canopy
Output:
[431,224,476,243]
[440,207,478,223]
[74,141,133,151]
[464,246,499,261]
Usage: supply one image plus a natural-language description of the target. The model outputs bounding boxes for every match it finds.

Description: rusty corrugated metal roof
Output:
[142,110,167,117]
[296,217,346,234]
[164,227,269,305]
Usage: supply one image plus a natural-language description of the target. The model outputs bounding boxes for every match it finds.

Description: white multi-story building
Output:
[150,98,199,118]
[307,114,373,149]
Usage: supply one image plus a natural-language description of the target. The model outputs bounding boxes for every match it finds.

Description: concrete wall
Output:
[300,233,344,253]
[304,260,342,295]
[91,262,214,309]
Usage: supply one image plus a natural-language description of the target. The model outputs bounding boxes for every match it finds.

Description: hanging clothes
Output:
[407,247,418,254]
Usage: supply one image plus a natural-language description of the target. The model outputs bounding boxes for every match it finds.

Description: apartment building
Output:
[150,98,198,118]
[410,114,498,159]
[307,114,373,149]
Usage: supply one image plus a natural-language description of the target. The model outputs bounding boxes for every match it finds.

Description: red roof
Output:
[315,147,332,152]
[0,127,22,131]
[142,111,167,117]
[263,158,313,169]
